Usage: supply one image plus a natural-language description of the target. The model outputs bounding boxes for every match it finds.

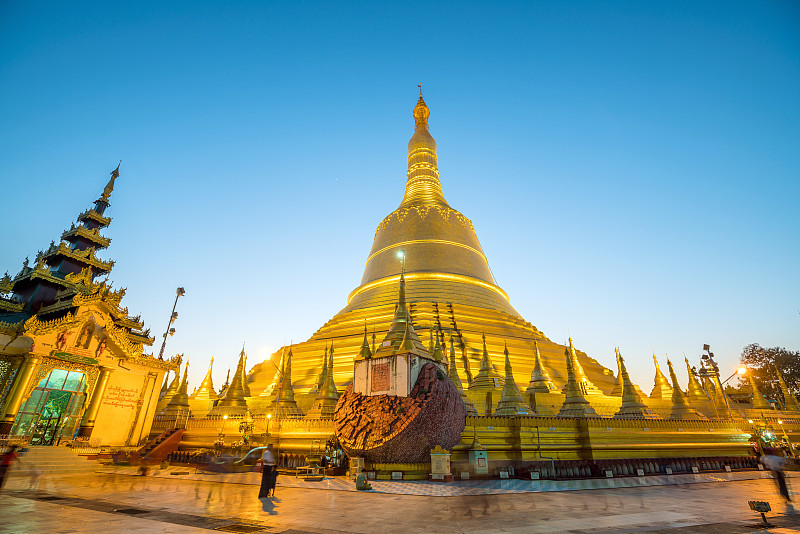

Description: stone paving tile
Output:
[97,466,797,496]
[2,472,800,533]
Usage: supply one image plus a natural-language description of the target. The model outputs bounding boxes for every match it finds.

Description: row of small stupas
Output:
[156,272,800,422]
[0,166,174,442]
[155,94,798,425]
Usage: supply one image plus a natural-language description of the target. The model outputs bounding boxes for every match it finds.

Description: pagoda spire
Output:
[305,341,340,419]
[747,373,771,410]
[96,162,121,213]
[776,368,800,412]
[650,353,673,400]
[162,359,190,415]
[314,344,329,392]
[400,94,448,209]
[211,349,248,416]
[273,346,304,418]
[558,345,598,418]
[684,357,709,403]
[9,165,123,315]
[240,346,251,397]
[374,267,427,358]
[259,348,286,399]
[667,359,706,420]
[495,342,533,416]
[193,357,217,398]
[156,363,182,412]
[449,334,478,416]
[468,333,504,392]
[614,348,660,419]
[188,356,219,417]
[562,338,601,396]
[431,325,445,362]
[526,340,556,394]
[611,348,625,396]
[358,322,372,360]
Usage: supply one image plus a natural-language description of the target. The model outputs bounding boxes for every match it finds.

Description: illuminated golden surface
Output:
[249,96,617,398]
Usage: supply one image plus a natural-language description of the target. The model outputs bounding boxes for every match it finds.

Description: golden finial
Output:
[413,93,430,130]
[99,161,121,202]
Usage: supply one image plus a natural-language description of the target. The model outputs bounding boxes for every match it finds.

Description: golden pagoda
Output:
[188,357,219,416]
[494,343,533,416]
[613,348,659,419]
[666,359,706,420]
[448,334,478,416]
[776,368,800,412]
[210,350,248,417]
[161,360,190,417]
[248,95,617,404]
[650,353,673,400]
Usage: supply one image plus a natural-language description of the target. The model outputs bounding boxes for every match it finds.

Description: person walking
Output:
[258,445,276,498]
[761,447,792,504]
[1,446,21,490]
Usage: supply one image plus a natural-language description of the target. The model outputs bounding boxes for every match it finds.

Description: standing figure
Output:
[761,447,792,504]
[258,445,276,498]
[0,446,21,490]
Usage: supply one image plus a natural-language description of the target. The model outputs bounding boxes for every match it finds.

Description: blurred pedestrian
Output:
[258,445,276,498]
[761,447,791,503]
[1,445,21,490]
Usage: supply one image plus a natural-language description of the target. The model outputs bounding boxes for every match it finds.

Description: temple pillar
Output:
[0,354,41,435]
[77,366,113,438]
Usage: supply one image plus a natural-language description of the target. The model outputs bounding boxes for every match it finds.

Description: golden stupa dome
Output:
[345,95,515,315]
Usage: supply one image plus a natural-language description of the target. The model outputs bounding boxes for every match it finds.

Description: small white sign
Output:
[758,464,765,471]
[431,473,444,480]
[691,466,699,474]
[605,470,613,478]
[636,468,645,476]
[724,465,732,472]
[499,471,509,479]
[391,471,403,480]
[665,467,673,475]
[606,427,612,431]
[461,472,470,480]
[530,472,540,480]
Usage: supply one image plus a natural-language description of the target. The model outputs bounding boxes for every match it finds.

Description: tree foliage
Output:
[739,343,800,403]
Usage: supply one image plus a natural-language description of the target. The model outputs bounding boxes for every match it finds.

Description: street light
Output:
[158,287,186,360]
[692,344,734,419]
[266,413,272,435]
[721,366,748,386]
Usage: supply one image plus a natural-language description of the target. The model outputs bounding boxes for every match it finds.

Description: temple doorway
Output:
[12,369,87,445]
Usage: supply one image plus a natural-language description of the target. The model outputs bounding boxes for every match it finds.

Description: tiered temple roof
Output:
[0,165,169,370]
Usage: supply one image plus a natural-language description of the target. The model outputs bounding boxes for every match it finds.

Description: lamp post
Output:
[693,344,734,419]
[158,287,186,360]
[266,413,272,435]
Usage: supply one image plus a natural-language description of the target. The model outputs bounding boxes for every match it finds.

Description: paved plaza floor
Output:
[2,470,800,533]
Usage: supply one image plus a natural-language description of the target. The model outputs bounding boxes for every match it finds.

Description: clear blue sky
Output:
[2,1,798,391]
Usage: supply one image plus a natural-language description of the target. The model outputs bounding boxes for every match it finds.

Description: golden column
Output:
[0,354,41,435]
[78,367,113,438]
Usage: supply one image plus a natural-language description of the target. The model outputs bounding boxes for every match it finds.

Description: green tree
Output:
[739,344,800,404]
